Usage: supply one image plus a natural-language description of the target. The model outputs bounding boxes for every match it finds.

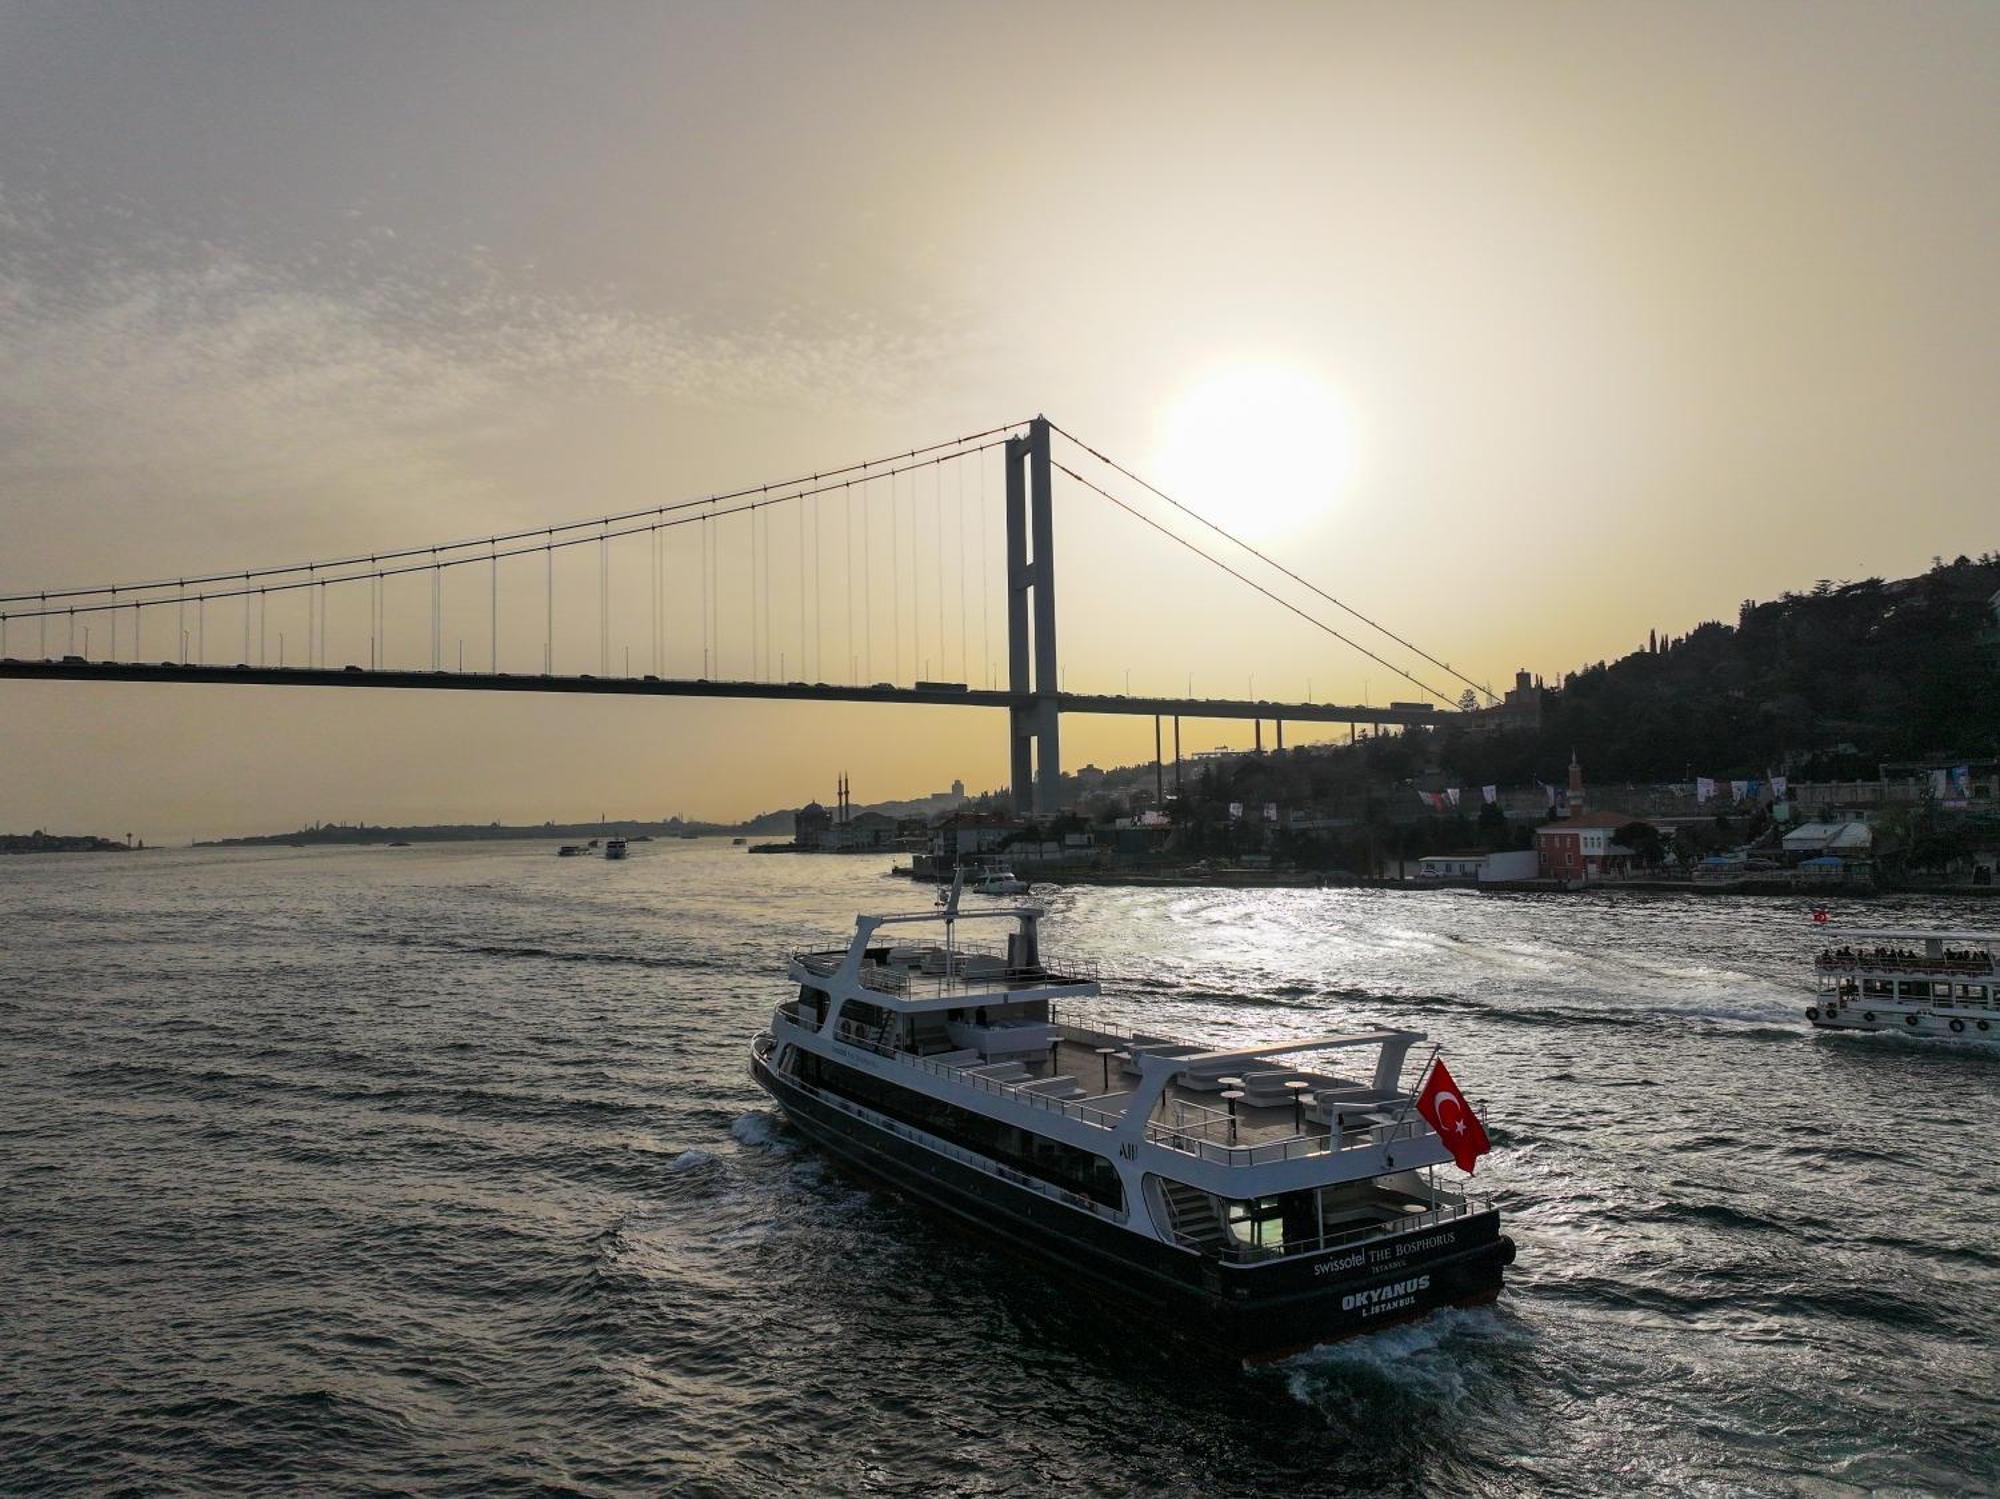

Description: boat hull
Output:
[750,1043,1512,1360]
[1808,1001,1995,1041]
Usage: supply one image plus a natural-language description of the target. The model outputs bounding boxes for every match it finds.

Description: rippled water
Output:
[2,842,1995,1496]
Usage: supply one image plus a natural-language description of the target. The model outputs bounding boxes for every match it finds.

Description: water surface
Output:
[2,843,1995,1496]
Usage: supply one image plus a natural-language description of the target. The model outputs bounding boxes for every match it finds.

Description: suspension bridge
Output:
[0,417,1492,813]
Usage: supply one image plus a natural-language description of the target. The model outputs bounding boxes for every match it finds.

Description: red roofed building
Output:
[1535,810,1636,882]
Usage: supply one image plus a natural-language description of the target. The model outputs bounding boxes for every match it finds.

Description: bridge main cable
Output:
[1050,457,1456,707]
[1048,422,1496,706]
[0,420,1032,606]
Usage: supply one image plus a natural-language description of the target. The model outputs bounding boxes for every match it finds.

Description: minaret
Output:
[1568,750,1585,815]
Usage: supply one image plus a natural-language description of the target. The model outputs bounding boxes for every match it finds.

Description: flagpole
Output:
[1386,1043,1443,1150]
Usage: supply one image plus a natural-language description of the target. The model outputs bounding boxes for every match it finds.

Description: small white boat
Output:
[958,858,1029,895]
[604,838,629,860]
[1808,928,1998,1041]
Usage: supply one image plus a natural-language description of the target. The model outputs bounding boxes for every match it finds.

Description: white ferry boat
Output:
[749,885,1514,1359]
[1809,929,1998,1040]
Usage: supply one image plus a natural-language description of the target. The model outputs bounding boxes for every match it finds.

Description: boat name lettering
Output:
[1313,1249,1368,1276]
[1342,1275,1431,1315]
[1392,1230,1457,1258]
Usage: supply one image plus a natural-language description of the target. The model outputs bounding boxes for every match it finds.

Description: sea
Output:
[2,841,1995,1498]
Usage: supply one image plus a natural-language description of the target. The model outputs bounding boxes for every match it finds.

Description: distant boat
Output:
[557,844,588,857]
[387,840,411,848]
[604,838,629,860]
[732,836,747,845]
[1808,928,1997,1042]
[679,831,700,840]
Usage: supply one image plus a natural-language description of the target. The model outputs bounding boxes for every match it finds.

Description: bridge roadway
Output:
[0,658,1444,728]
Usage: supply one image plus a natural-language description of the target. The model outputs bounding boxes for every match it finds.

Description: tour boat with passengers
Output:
[748,882,1515,1359]
[1808,929,1999,1041]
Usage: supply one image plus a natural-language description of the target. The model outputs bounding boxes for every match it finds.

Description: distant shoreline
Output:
[0,833,133,854]
[194,820,760,848]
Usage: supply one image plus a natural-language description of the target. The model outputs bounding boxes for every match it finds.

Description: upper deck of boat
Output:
[792,941,1101,1004]
[782,995,1431,1166]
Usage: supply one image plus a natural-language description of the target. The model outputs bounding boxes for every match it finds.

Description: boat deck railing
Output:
[789,1003,1440,1169]
[1051,1005,1437,1167]
[758,1030,1126,1226]
[826,1018,1130,1131]
[1211,1194,1493,1266]
[1815,950,1992,975]
[792,944,1100,998]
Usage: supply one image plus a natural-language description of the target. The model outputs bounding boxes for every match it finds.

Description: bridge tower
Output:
[1005,416,1060,815]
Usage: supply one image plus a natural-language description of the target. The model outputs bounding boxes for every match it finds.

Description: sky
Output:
[2,1,1996,839]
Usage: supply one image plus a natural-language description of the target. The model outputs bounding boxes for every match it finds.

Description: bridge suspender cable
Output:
[1,440,1014,624]
[1050,458,1456,707]
[0,421,1031,606]
[1047,423,1496,706]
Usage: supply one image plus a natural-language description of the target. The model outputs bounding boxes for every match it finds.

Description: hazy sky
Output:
[3,2,1996,839]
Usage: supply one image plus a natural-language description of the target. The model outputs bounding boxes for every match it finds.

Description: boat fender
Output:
[1950,1019,1965,1033]
[1805,1007,1820,1022]
[1979,1020,1991,1032]
[1905,1014,1919,1026]
[1499,1235,1517,1267]
[1862,1011,1876,1023]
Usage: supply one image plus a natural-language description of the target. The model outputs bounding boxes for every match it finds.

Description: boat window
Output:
[1225,1197,1286,1250]
[793,1051,1124,1210]
[844,999,891,1033]
[1862,978,1892,997]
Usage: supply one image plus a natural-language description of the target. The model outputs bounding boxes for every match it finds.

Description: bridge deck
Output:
[0,658,1444,726]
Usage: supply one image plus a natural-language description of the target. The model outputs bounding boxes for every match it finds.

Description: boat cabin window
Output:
[1225,1197,1287,1251]
[792,1052,1124,1210]
[1862,979,1893,997]
[842,998,892,1035]
[1224,1191,1323,1252]
[796,985,831,1025]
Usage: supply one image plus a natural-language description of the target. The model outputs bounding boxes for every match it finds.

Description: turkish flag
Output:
[1416,1059,1491,1174]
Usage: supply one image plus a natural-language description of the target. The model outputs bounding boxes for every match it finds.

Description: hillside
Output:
[1442,555,2000,785]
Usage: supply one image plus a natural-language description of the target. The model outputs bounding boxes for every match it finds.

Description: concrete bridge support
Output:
[1006,417,1060,815]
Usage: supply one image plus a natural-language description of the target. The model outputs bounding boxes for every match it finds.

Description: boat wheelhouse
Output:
[749,886,1513,1359]
[1809,929,1998,1041]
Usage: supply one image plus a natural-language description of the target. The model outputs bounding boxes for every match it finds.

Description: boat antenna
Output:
[939,868,964,951]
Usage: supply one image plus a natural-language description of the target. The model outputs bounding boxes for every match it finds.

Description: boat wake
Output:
[1275,1306,1519,1411]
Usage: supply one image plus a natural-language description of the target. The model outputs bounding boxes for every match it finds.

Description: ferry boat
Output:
[748,885,1514,1359]
[1808,929,1998,1041]
[604,838,629,860]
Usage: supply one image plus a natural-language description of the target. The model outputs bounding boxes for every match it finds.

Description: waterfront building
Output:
[1535,810,1635,882]
[794,801,832,850]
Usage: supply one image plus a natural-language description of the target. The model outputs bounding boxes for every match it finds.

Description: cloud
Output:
[0,190,930,562]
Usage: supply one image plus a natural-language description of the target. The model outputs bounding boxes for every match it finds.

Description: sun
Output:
[1154,365,1357,539]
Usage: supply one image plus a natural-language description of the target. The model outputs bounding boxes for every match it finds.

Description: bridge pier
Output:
[1005,417,1060,816]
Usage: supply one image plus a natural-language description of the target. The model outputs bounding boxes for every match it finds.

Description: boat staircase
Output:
[1159,1179,1228,1255]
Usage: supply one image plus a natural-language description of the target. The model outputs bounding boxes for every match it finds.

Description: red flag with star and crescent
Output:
[1416,1058,1491,1174]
